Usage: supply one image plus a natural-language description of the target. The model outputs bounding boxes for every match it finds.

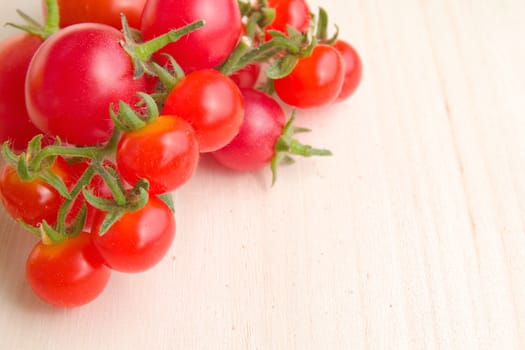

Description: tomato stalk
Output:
[6,0,60,39]
[120,15,205,78]
[271,110,332,185]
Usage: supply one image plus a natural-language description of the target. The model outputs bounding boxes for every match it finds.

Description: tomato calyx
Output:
[6,0,60,40]
[119,15,205,79]
[83,178,150,236]
[315,7,339,45]
[110,92,159,132]
[271,110,332,185]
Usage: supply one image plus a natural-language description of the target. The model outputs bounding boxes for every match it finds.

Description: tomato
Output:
[212,88,285,171]
[0,34,43,151]
[265,0,311,38]
[26,232,111,307]
[229,63,261,89]
[116,116,199,194]
[333,40,363,102]
[25,23,148,146]
[274,44,344,109]
[162,69,244,152]
[49,0,147,29]
[0,157,79,226]
[91,196,175,273]
[140,0,242,72]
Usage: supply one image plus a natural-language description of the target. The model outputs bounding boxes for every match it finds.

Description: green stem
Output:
[56,165,96,233]
[43,0,60,38]
[134,20,205,62]
[29,145,102,173]
[92,162,127,207]
[218,37,253,75]
[288,140,332,157]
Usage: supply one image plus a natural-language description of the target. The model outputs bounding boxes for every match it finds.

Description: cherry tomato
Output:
[26,232,111,307]
[0,34,43,151]
[25,23,148,146]
[116,116,199,194]
[266,0,311,38]
[333,40,363,102]
[274,44,344,109]
[229,63,261,89]
[91,196,175,273]
[0,157,77,226]
[212,88,285,171]
[140,0,242,72]
[48,0,147,29]
[162,69,244,152]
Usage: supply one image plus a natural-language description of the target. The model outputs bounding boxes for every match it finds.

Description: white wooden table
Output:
[0,0,524,349]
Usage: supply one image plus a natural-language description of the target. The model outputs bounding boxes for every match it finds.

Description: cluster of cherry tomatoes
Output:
[0,0,361,308]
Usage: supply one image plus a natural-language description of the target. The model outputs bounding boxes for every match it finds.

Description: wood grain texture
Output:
[0,0,524,349]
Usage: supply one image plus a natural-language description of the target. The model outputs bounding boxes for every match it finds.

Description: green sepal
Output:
[16,154,31,181]
[136,92,160,124]
[126,179,150,212]
[65,203,87,237]
[41,220,68,244]
[82,187,121,212]
[17,219,41,238]
[39,169,72,199]
[270,110,332,185]
[2,142,19,168]
[316,7,329,40]
[97,210,126,236]
[6,0,60,40]
[265,55,299,79]
[158,193,175,213]
[152,54,185,92]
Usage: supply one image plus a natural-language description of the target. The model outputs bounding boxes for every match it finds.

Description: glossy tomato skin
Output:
[0,34,43,151]
[50,0,147,29]
[91,196,175,273]
[229,63,261,89]
[266,0,311,37]
[26,232,111,307]
[333,40,363,102]
[116,116,199,194]
[162,69,245,153]
[212,89,285,171]
[140,0,242,72]
[25,23,148,146]
[0,157,79,226]
[274,44,345,109]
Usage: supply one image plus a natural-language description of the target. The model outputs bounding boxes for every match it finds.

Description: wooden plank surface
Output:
[0,0,524,349]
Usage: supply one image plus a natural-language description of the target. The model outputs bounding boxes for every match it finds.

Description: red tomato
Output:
[229,63,261,89]
[212,88,285,171]
[162,69,245,152]
[50,0,147,29]
[0,34,43,151]
[116,116,199,194]
[25,23,148,146]
[26,232,111,307]
[0,157,78,226]
[140,0,242,72]
[91,196,175,273]
[274,44,344,109]
[266,0,311,38]
[333,40,363,102]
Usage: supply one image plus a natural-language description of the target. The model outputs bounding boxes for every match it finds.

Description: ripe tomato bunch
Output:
[0,0,362,308]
